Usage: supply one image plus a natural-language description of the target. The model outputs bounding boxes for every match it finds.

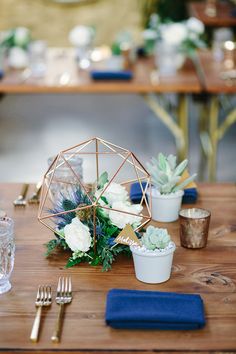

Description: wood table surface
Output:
[188,1,236,27]
[0,183,236,353]
[197,49,236,93]
[0,48,201,94]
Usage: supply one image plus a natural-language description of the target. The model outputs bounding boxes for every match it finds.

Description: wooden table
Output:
[0,48,201,162]
[0,183,236,353]
[189,1,236,27]
[196,49,236,181]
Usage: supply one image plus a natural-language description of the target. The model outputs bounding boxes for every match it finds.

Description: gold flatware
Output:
[13,183,29,207]
[51,277,72,343]
[30,285,52,343]
[28,182,42,204]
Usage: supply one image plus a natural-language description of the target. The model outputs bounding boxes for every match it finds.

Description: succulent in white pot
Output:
[146,153,197,222]
[130,226,175,284]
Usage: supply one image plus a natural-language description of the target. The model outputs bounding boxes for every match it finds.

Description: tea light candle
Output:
[179,208,211,249]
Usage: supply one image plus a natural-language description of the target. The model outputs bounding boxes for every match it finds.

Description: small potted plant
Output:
[146,153,197,222]
[130,226,175,284]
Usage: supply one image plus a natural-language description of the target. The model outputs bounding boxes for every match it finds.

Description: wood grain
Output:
[188,2,236,27]
[0,183,235,353]
[197,49,236,94]
[0,48,201,94]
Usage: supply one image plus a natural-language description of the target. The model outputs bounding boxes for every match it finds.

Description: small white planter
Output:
[147,188,184,222]
[130,243,176,284]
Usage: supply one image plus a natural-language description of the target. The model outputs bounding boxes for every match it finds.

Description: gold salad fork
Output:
[13,183,29,207]
[30,285,52,342]
[51,277,72,343]
[28,182,42,204]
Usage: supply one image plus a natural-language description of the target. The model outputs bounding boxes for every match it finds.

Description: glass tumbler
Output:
[0,217,15,294]
[29,40,47,78]
[47,155,83,201]
[179,208,211,249]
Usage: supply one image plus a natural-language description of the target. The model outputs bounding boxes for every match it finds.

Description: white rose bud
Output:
[64,217,92,253]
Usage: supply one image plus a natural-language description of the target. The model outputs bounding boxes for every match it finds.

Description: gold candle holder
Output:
[179,208,211,249]
[223,41,236,70]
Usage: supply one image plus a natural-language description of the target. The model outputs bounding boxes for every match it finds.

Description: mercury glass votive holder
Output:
[179,208,211,249]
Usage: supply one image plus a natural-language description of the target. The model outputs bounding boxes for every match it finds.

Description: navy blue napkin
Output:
[130,182,198,204]
[90,70,133,81]
[106,289,205,330]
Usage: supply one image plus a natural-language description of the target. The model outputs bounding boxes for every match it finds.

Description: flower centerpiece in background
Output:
[38,137,151,271]
[0,27,31,69]
[145,14,205,75]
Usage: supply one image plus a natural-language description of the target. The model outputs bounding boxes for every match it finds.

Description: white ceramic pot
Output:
[130,243,176,284]
[147,188,184,222]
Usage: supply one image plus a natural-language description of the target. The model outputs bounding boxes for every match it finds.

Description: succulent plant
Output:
[146,153,197,194]
[142,225,171,250]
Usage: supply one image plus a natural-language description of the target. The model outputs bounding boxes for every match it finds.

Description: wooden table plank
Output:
[189,2,236,27]
[197,49,236,93]
[0,48,201,94]
[0,183,236,352]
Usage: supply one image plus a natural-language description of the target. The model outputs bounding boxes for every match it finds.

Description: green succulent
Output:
[142,226,171,250]
[146,153,197,194]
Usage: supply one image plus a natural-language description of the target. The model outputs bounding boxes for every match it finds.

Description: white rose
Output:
[101,182,129,206]
[8,47,29,69]
[186,17,204,34]
[14,27,30,47]
[161,23,188,45]
[109,201,143,229]
[69,26,93,47]
[64,217,92,253]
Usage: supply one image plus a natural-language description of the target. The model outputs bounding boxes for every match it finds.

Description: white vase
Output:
[147,188,184,222]
[130,243,176,284]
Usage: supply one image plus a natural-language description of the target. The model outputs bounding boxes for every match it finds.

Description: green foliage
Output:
[45,239,60,256]
[142,226,171,250]
[147,153,197,194]
[97,171,108,189]
[45,184,131,271]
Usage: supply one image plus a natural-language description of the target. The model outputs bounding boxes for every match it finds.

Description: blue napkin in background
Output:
[90,70,133,81]
[0,70,4,80]
[106,289,205,330]
[130,182,198,204]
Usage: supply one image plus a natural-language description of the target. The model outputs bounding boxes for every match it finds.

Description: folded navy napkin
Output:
[0,70,4,80]
[106,289,205,330]
[90,70,133,81]
[130,182,198,204]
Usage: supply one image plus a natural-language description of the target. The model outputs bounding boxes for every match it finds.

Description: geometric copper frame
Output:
[38,137,152,249]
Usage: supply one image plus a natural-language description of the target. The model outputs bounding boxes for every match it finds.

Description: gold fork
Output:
[28,182,42,204]
[13,183,29,207]
[51,277,72,343]
[30,285,52,342]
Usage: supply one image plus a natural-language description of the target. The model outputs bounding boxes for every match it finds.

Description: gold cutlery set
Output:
[30,277,72,343]
[13,183,42,207]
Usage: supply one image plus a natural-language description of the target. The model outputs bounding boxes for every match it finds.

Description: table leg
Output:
[142,93,188,161]
[208,96,219,182]
[177,94,188,161]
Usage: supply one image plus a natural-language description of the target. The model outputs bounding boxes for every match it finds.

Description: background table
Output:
[196,49,236,181]
[0,183,236,353]
[189,1,236,27]
[0,48,201,162]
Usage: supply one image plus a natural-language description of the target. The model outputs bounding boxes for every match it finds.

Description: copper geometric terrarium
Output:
[38,137,152,249]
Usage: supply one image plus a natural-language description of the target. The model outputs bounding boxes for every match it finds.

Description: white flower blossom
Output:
[98,182,129,206]
[186,17,204,34]
[64,217,92,253]
[109,201,143,229]
[161,23,188,46]
[69,26,93,47]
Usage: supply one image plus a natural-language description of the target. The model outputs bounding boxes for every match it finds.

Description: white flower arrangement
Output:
[46,172,143,271]
[148,14,205,57]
